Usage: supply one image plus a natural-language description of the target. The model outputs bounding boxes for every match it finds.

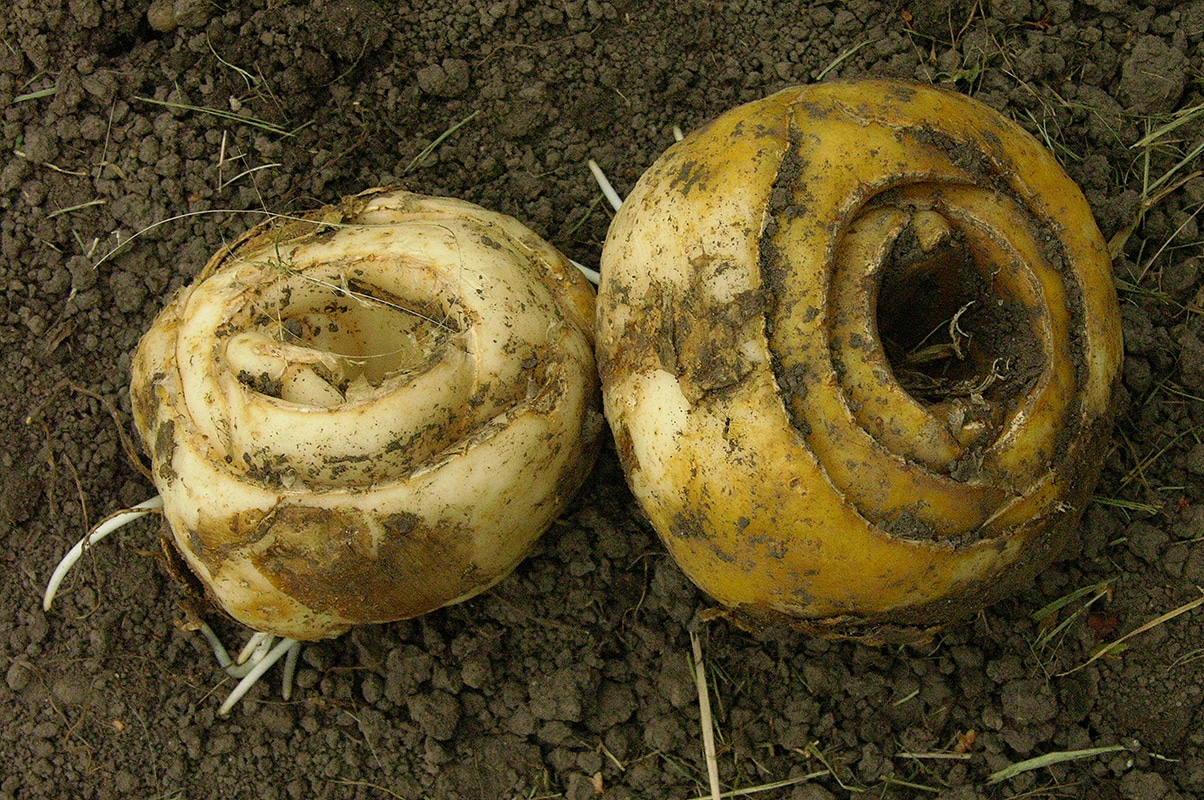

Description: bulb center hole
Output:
[235,274,459,405]
[875,220,1039,408]
[275,280,454,387]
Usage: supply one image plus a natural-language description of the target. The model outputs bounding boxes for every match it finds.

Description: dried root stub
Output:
[596,79,1123,643]
[132,189,602,641]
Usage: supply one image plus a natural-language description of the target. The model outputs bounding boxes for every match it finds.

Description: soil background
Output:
[2,1,1204,798]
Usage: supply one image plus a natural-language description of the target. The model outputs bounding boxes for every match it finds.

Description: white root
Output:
[235,631,274,668]
[576,126,684,285]
[44,494,300,714]
[570,260,601,286]
[568,157,625,287]
[588,159,624,213]
[197,622,301,713]
[217,636,301,716]
[43,496,165,611]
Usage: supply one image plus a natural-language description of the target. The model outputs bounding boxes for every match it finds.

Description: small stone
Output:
[206,734,235,755]
[26,611,48,645]
[529,668,583,722]
[172,0,213,28]
[32,721,59,739]
[179,726,203,760]
[1002,725,1040,755]
[992,0,1032,24]
[69,0,102,27]
[146,0,177,31]
[114,771,137,793]
[655,654,695,709]
[537,720,573,745]
[791,785,837,800]
[986,655,1023,684]
[907,0,972,37]
[423,736,452,764]
[0,471,41,526]
[52,676,89,706]
[1173,505,1204,540]
[505,704,537,736]
[1162,257,1200,301]
[1126,521,1169,563]
[1180,330,1204,393]
[460,656,492,689]
[109,270,148,314]
[1124,357,1152,395]
[499,102,543,140]
[1183,543,1204,583]
[586,681,636,732]
[258,704,294,736]
[360,673,383,705]
[1186,443,1204,477]
[407,690,460,741]
[415,58,470,98]
[1119,36,1187,114]
[1000,679,1057,725]
[1122,305,1155,355]
[1119,770,1169,800]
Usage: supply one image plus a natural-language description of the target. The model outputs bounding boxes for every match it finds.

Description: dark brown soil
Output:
[3,1,1204,799]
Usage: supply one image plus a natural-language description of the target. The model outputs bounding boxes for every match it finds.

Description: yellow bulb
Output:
[596,80,1123,643]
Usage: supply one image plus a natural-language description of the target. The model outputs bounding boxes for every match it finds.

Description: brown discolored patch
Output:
[159,524,230,621]
[549,406,604,507]
[186,506,273,571]
[911,125,1012,195]
[669,158,708,197]
[883,80,917,102]
[668,507,713,541]
[672,276,767,403]
[248,505,483,624]
[152,419,177,483]
[610,418,638,476]
[235,369,282,398]
[603,259,766,406]
[597,279,677,385]
[129,371,164,441]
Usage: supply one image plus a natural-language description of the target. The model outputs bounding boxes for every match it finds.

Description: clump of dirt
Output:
[2,1,1203,799]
